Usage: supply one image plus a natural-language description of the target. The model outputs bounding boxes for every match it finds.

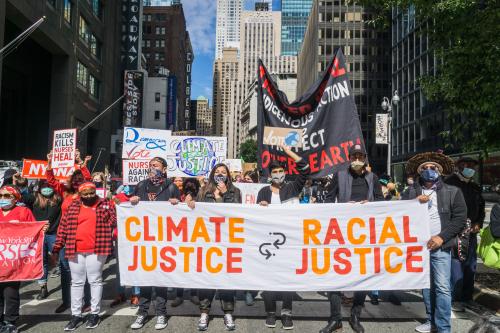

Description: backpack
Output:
[477,226,500,269]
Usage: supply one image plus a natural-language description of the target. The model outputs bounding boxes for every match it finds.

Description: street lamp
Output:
[381,90,400,176]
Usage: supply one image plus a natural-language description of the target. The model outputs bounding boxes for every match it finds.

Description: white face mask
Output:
[350,160,365,171]
[271,172,286,184]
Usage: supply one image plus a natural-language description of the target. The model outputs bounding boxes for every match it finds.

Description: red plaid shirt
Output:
[53,198,116,259]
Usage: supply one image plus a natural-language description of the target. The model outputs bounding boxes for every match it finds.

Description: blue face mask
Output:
[0,199,14,210]
[461,167,475,179]
[41,187,54,197]
[123,185,131,196]
[420,169,440,183]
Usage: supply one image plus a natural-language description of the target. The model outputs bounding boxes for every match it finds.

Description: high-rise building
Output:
[213,47,239,136]
[281,0,313,55]
[215,0,243,59]
[142,4,194,130]
[192,96,212,135]
[297,0,392,173]
[0,0,122,163]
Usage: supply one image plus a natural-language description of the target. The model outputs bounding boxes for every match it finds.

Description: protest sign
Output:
[122,127,171,160]
[257,49,364,179]
[224,159,243,172]
[375,114,389,144]
[234,183,268,204]
[263,126,303,148]
[51,129,76,169]
[166,136,227,177]
[0,222,45,282]
[22,159,80,180]
[117,200,430,291]
[122,159,150,185]
[96,188,107,199]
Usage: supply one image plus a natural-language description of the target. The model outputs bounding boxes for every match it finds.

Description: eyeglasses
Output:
[0,194,14,199]
[422,165,437,171]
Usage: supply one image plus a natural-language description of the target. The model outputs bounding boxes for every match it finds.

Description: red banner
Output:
[22,159,80,180]
[0,222,45,282]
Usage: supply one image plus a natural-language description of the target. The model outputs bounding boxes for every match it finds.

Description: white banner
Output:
[165,136,227,177]
[234,183,268,204]
[122,127,171,160]
[122,159,150,185]
[375,114,389,144]
[52,129,76,169]
[117,200,430,291]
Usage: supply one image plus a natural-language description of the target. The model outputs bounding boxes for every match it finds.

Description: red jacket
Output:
[53,198,116,259]
[46,166,91,197]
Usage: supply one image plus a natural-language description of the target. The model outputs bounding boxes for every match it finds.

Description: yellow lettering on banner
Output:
[206,247,223,273]
[384,246,403,273]
[179,247,194,272]
[141,246,157,271]
[379,217,402,244]
[353,248,371,274]
[347,218,366,245]
[190,218,210,242]
[229,218,245,243]
[311,248,330,275]
[303,219,321,245]
[126,217,141,241]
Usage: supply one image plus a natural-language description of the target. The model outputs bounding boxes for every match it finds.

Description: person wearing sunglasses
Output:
[403,152,467,333]
[0,186,38,333]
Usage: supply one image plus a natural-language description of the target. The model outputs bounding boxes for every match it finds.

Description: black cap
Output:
[268,160,285,172]
[456,156,479,165]
[349,144,366,156]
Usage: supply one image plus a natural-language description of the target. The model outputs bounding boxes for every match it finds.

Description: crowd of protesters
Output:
[0,144,497,333]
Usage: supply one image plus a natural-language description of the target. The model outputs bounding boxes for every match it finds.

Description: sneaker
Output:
[224,313,236,331]
[85,314,100,329]
[265,313,276,328]
[281,315,294,330]
[154,315,168,330]
[64,316,83,331]
[415,321,432,333]
[171,296,184,307]
[198,313,209,331]
[245,291,255,306]
[131,315,147,330]
[36,285,49,300]
[55,303,70,314]
[452,301,465,312]
[1,323,18,333]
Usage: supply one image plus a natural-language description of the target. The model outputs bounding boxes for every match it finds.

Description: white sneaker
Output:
[224,313,236,331]
[452,301,465,312]
[155,315,168,330]
[198,313,209,331]
[131,315,146,329]
[415,321,436,333]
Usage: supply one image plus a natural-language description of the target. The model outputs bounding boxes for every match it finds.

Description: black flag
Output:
[257,48,365,179]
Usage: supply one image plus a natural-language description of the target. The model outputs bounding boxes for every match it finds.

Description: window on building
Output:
[91,0,102,19]
[154,111,160,120]
[145,25,152,34]
[90,34,101,59]
[155,40,160,48]
[47,0,56,8]
[155,92,161,102]
[89,74,100,99]
[77,61,88,89]
[160,40,165,47]
[146,40,151,47]
[64,0,72,24]
[161,27,166,35]
[155,27,160,34]
[79,16,89,44]
[155,53,159,60]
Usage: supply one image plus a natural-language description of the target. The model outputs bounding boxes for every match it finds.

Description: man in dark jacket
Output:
[257,145,310,330]
[445,157,485,311]
[403,152,467,333]
[320,144,383,333]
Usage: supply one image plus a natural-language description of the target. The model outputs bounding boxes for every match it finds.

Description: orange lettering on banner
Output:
[403,216,418,242]
[384,247,403,273]
[167,217,188,242]
[160,247,176,272]
[126,217,141,241]
[406,246,424,272]
[229,218,245,243]
[311,248,330,275]
[324,219,345,245]
[206,247,223,273]
[179,247,194,272]
[144,216,155,241]
[141,246,157,271]
[209,217,225,242]
[227,248,243,273]
[333,248,352,275]
[347,218,366,245]
[379,217,402,244]
[303,219,321,244]
[353,248,371,274]
[191,218,210,242]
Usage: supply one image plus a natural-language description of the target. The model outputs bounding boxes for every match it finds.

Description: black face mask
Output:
[94,182,103,188]
[81,196,98,206]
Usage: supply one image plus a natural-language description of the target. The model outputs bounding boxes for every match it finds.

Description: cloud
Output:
[182,0,217,56]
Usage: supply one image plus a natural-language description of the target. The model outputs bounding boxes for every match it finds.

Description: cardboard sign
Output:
[166,136,227,177]
[52,129,76,169]
[224,159,243,172]
[234,183,268,204]
[122,159,150,185]
[122,127,171,160]
[117,200,430,291]
[263,126,303,148]
[375,114,389,144]
[22,159,79,180]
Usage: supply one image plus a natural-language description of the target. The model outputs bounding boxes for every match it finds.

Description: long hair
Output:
[199,163,233,199]
[35,181,62,209]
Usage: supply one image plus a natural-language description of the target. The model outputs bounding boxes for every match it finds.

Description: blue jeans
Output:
[423,248,452,333]
[450,234,477,302]
[38,234,71,305]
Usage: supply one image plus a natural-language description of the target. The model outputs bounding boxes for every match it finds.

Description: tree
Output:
[239,139,257,163]
[355,0,500,155]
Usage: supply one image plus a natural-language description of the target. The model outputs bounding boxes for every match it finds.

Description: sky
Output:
[186,0,282,106]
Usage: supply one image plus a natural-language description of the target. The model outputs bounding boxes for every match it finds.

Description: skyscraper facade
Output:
[281,0,313,55]
[215,0,243,59]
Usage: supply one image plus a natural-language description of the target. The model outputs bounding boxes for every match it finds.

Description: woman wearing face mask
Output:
[256,145,309,330]
[91,172,105,188]
[128,157,181,331]
[51,182,116,331]
[187,163,242,331]
[0,186,37,333]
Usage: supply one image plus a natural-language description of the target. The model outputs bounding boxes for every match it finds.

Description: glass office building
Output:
[281,0,313,55]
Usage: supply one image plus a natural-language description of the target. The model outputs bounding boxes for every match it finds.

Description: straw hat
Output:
[406,152,455,176]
